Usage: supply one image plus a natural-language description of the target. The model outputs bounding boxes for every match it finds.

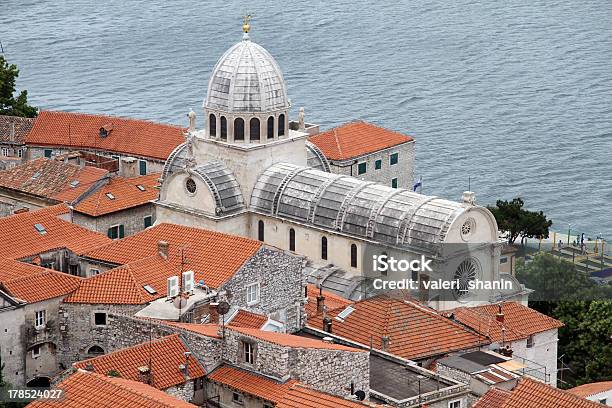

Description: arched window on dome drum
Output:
[209,114,216,137]
[278,114,285,136]
[220,116,227,140]
[321,236,328,260]
[289,228,295,251]
[234,118,245,141]
[267,116,274,139]
[350,244,358,268]
[250,118,260,141]
[258,220,264,242]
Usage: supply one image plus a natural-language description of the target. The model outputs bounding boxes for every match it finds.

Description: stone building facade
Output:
[72,203,155,238]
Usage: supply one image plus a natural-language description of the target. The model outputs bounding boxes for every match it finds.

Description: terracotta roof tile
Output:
[26,370,197,408]
[568,381,612,398]
[0,115,35,144]
[0,205,111,260]
[0,158,108,202]
[305,284,353,317]
[448,302,564,343]
[228,310,268,329]
[308,121,413,161]
[73,334,205,389]
[26,111,185,160]
[472,387,512,408]
[160,322,221,338]
[208,365,371,408]
[74,173,160,216]
[307,295,487,360]
[228,327,362,352]
[0,259,81,303]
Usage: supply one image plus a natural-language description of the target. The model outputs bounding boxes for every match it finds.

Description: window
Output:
[243,341,255,364]
[144,215,153,229]
[412,269,419,282]
[357,162,367,175]
[17,149,23,158]
[1,148,7,156]
[321,236,328,260]
[94,312,107,326]
[209,113,216,136]
[526,335,534,348]
[250,118,260,141]
[89,268,100,276]
[107,225,125,240]
[139,160,147,175]
[264,402,274,408]
[350,244,358,268]
[32,346,41,358]
[267,116,275,139]
[448,400,461,408]
[391,178,398,188]
[278,114,285,136]
[258,220,264,242]
[390,152,399,165]
[375,159,382,170]
[44,149,52,158]
[246,283,260,305]
[185,178,197,194]
[500,257,508,264]
[87,345,104,356]
[289,228,296,251]
[220,116,227,140]
[35,310,46,328]
[232,392,244,404]
[234,118,245,141]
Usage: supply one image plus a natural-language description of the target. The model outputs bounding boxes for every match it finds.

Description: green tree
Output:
[0,56,37,118]
[487,198,552,245]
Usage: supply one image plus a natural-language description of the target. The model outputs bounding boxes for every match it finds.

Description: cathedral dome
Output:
[203,34,290,114]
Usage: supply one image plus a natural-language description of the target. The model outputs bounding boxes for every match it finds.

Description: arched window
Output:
[321,237,328,260]
[350,244,358,268]
[278,114,285,136]
[258,220,264,242]
[220,116,227,140]
[289,228,296,251]
[209,114,216,137]
[234,118,245,141]
[267,116,275,139]
[250,118,260,141]
[87,345,104,356]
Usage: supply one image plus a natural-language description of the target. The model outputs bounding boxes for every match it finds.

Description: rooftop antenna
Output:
[468,176,471,192]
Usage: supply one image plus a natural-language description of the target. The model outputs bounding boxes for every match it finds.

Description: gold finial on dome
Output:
[242,14,252,34]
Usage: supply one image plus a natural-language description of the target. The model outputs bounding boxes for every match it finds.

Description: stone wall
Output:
[0,303,26,386]
[72,203,155,238]
[164,380,195,402]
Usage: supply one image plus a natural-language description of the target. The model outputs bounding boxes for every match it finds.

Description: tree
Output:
[0,56,37,118]
[487,198,552,244]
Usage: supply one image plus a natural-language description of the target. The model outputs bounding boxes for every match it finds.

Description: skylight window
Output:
[34,223,47,235]
[70,180,80,188]
[136,185,146,191]
[31,171,41,180]
[335,305,355,321]
[105,193,115,200]
[143,285,157,295]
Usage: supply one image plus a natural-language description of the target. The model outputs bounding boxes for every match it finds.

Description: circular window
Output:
[453,258,479,299]
[185,178,197,194]
[460,218,476,239]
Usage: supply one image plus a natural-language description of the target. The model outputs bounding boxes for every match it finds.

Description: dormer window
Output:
[99,123,113,138]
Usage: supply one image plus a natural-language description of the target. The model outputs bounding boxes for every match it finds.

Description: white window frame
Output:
[246,283,260,306]
[89,268,100,276]
[1,148,7,157]
[448,400,462,408]
[243,342,255,365]
[232,391,244,404]
[35,310,46,329]
[17,149,23,158]
[31,346,41,359]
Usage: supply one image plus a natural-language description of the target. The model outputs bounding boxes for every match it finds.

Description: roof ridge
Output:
[39,110,185,129]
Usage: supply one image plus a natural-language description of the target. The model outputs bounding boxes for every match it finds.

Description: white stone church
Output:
[156,23,528,310]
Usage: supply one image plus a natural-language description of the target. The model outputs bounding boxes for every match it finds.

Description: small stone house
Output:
[0,115,34,170]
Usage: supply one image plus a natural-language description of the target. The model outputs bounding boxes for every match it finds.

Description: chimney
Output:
[381,335,390,351]
[9,122,15,143]
[84,363,94,372]
[500,344,513,357]
[137,366,151,384]
[316,295,326,314]
[495,304,505,324]
[462,191,475,205]
[158,241,169,259]
[323,316,332,333]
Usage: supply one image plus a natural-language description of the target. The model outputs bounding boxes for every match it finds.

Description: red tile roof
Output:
[307,295,487,360]
[569,381,612,398]
[228,310,267,329]
[208,365,371,408]
[82,223,261,288]
[26,370,197,408]
[26,111,186,160]
[472,387,512,408]
[0,158,108,202]
[305,284,353,317]
[0,259,81,303]
[73,334,205,389]
[0,115,35,144]
[308,121,413,161]
[74,173,160,216]
[160,322,220,339]
[448,302,564,343]
[228,326,362,352]
[475,377,606,408]
[0,205,111,260]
